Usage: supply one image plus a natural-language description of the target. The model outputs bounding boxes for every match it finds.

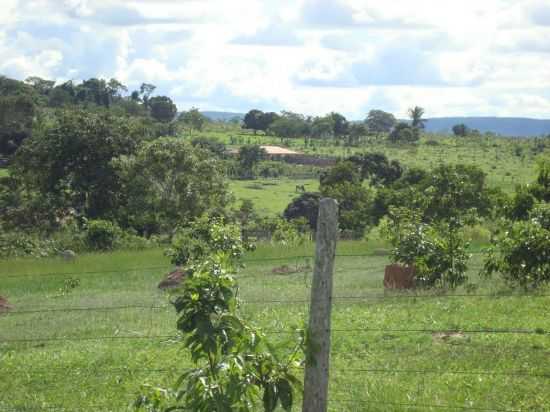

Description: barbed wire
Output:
[2,325,548,344]
[3,365,548,380]
[329,398,522,412]
[5,290,549,315]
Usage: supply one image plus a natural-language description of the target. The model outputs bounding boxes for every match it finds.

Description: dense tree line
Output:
[241,107,426,144]
[0,75,184,157]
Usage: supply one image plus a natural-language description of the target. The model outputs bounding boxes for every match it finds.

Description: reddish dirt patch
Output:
[158,268,192,290]
[0,296,12,313]
[383,264,415,289]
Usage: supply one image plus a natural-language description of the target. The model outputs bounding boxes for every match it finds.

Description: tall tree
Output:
[13,109,143,219]
[329,112,349,137]
[179,107,208,135]
[452,124,470,137]
[149,96,177,123]
[116,138,229,234]
[242,109,264,134]
[238,145,267,178]
[139,83,156,108]
[408,106,427,129]
[365,110,396,135]
[0,95,35,156]
[25,76,55,97]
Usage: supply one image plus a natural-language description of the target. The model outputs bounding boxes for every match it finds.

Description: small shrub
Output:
[382,208,470,289]
[0,232,58,258]
[166,216,253,267]
[482,204,550,289]
[57,277,81,296]
[85,219,122,251]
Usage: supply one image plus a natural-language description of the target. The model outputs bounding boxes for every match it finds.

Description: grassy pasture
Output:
[202,125,542,196]
[229,178,319,215]
[1,243,549,411]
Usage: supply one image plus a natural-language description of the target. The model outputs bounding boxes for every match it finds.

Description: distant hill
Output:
[202,111,550,137]
[201,111,244,122]
[424,117,550,137]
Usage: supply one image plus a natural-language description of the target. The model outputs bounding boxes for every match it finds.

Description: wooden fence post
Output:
[302,198,339,412]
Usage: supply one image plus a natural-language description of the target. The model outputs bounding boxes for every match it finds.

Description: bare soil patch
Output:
[0,296,12,313]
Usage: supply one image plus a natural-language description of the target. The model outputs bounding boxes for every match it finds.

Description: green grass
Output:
[1,243,549,411]
[199,124,543,195]
[0,168,8,177]
[229,178,319,215]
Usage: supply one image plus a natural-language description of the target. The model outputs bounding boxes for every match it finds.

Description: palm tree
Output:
[408,106,427,129]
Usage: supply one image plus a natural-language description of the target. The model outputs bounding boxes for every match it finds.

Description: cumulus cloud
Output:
[529,1,550,26]
[301,0,356,27]
[296,45,477,88]
[231,24,302,47]
[1,0,550,118]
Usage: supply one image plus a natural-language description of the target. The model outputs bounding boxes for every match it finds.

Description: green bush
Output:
[85,219,122,251]
[382,208,470,288]
[0,232,58,258]
[483,204,550,289]
[166,216,253,267]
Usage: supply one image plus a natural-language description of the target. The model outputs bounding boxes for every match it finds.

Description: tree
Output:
[242,109,264,134]
[191,137,226,158]
[259,111,279,132]
[389,122,419,143]
[347,153,403,186]
[238,145,267,178]
[76,78,111,107]
[408,106,427,129]
[283,192,321,231]
[139,83,156,108]
[319,161,373,237]
[375,164,494,225]
[25,76,55,97]
[106,78,128,100]
[268,112,309,141]
[13,109,142,220]
[49,82,75,107]
[452,124,470,137]
[116,138,229,234]
[0,94,35,156]
[347,123,367,145]
[383,208,470,289]
[482,204,550,289]
[179,107,207,135]
[329,112,349,137]
[310,116,335,139]
[320,161,361,187]
[365,110,396,135]
[149,96,177,123]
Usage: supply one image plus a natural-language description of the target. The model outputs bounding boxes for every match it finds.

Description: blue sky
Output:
[1,0,550,119]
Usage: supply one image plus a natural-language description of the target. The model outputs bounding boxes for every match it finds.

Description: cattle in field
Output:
[383,264,415,289]
[158,268,192,289]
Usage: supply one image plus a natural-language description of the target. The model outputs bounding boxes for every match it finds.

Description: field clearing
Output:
[229,178,319,215]
[1,243,549,411]
[203,126,541,195]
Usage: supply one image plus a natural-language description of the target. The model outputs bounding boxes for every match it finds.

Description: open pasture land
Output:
[205,125,541,193]
[1,243,549,411]
[229,178,319,215]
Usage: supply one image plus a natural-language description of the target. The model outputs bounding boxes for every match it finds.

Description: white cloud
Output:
[1,0,549,118]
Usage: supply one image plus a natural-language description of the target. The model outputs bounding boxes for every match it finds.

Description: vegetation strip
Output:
[330,399,520,412]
